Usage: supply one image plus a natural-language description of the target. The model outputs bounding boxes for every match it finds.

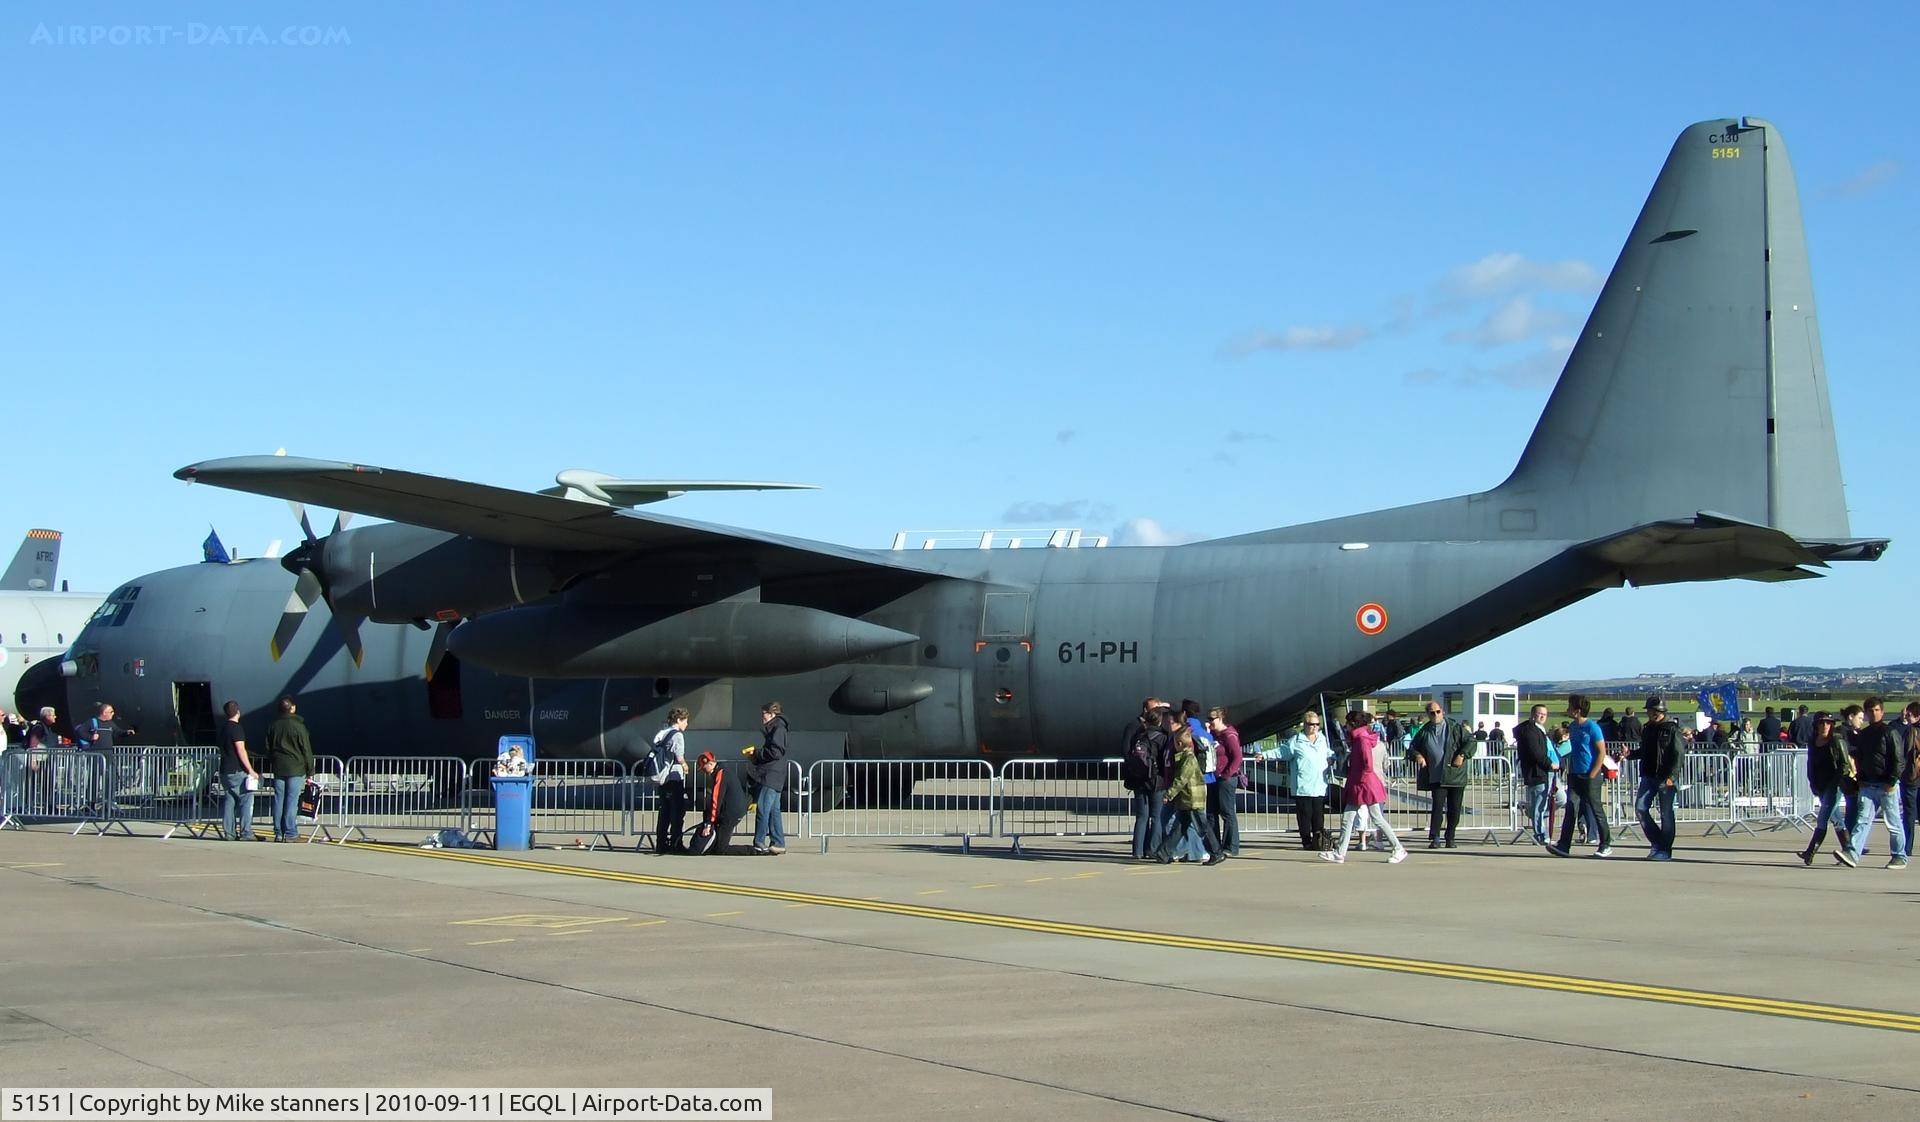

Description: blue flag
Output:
[202,528,230,564]
[1696,683,1740,723]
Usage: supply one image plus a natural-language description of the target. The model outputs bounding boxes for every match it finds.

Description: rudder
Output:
[1,529,61,591]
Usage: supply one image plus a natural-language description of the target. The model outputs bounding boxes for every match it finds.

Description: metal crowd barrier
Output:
[95,746,222,838]
[1372,756,1521,844]
[805,759,993,852]
[207,755,350,842]
[996,758,1129,851]
[334,756,472,843]
[1730,750,1812,833]
[1234,756,1303,838]
[464,757,630,850]
[1,749,110,833]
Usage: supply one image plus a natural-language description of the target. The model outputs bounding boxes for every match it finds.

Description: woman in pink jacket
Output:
[1323,709,1407,864]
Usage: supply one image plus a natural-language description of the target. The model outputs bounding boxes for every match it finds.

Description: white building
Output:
[1424,683,1520,749]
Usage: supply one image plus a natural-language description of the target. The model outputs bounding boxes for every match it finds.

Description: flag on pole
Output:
[202,527,230,564]
[1696,682,1740,723]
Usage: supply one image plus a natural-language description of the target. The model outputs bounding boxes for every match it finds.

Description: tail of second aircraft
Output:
[1,529,61,591]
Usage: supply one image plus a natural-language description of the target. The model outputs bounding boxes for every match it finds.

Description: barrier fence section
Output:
[1235,757,1302,839]
[335,756,472,843]
[805,759,993,852]
[1730,750,1813,833]
[1374,757,1520,845]
[0,749,109,833]
[96,746,222,838]
[464,757,630,850]
[996,758,1127,851]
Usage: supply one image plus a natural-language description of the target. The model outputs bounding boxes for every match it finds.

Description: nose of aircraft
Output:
[12,655,67,723]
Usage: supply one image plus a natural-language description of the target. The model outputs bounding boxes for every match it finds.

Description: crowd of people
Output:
[1117,691,1918,869]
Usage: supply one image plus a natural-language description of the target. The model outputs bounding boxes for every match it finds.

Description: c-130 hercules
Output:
[32,119,1888,767]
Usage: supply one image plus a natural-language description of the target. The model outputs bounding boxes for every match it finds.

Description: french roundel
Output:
[1355,603,1388,636]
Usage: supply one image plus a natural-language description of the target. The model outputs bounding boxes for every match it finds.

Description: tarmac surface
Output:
[3,823,1918,1121]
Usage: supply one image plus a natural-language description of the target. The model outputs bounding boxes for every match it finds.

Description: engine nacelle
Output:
[446,600,918,678]
[316,525,556,624]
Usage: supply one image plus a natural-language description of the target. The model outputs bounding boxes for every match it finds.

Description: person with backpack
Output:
[646,708,690,854]
[1323,709,1407,864]
[1630,696,1684,861]
[1121,699,1167,860]
[1797,712,1852,866]
[1273,712,1331,850]
[1153,728,1225,866]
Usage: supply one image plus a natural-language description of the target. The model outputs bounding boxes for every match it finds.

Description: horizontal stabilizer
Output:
[1578,512,1832,587]
[539,469,818,508]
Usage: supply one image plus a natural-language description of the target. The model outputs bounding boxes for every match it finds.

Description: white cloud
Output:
[1476,336,1576,388]
[1819,160,1899,200]
[1112,517,1204,547]
[1446,294,1573,348]
[1004,499,1088,522]
[1438,253,1602,301]
[1228,323,1371,356]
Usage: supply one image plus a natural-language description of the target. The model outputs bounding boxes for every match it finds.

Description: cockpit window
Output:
[90,584,141,628]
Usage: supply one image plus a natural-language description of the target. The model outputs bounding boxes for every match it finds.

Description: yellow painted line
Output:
[4,862,65,869]
[628,920,668,928]
[403,948,432,953]
[971,884,999,889]
[707,910,744,917]
[349,842,1920,1035]
[549,930,592,937]
[917,889,946,896]
[1024,876,1053,883]
[1067,871,1104,879]
[783,903,814,909]
[466,938,515,946]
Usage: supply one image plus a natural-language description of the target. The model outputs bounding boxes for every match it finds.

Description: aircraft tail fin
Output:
[1,529,61,590]
[1495,117,1852,542]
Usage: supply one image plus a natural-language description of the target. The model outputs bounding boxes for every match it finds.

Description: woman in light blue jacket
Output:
[1273,716,1333,850]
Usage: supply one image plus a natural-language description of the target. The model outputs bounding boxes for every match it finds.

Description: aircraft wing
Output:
[1576,512,1885,586]
[175,456,926,581]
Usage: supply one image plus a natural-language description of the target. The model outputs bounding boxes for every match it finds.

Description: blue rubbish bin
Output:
[492,775,532,850]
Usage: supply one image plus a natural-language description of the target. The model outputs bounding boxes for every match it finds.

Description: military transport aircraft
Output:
[1,531,101,711]
[36,119,1889,768]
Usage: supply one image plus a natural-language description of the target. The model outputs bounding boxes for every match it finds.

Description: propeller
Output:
[423,615,458,681]
[271,502,364,666]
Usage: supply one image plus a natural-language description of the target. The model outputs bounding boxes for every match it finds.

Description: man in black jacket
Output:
[1838,697,1909,869]
[1757,707,1783,745]
[1512,704,1557,844]
[751,701,789,855]
[1631,696,1683,861]
[1789,705,1815,748]
[1121,698,1167,859]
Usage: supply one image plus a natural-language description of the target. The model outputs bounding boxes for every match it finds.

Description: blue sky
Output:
[4,2,1912,683]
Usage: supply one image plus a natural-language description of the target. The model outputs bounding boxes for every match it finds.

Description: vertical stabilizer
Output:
[1,529,62,590]
[1497,118,1851,541]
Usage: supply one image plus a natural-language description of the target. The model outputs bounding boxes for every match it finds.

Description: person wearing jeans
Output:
[1798,712,1850,865]
[1547,694,1613,858]
[1838,698,1909,869]
[264,695,315,843]
[1206,708,1244,856]
[217,700,258,841]
[1512,705,1557,844]
[751,702,789,854]
[1630,696,1682,860]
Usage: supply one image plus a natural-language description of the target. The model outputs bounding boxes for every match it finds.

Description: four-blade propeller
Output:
[271,502,364,666]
